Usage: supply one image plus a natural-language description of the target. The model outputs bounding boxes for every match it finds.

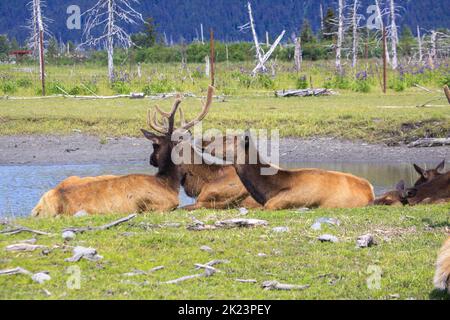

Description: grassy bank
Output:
[0,92,449,144]
[0,206,449,300]
[1,61,449,143]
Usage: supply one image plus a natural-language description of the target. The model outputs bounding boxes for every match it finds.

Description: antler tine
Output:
[155,105,172,118]
[167,99,182,134]
[147,109,168,134]
[178,107,187,127]
[181,85,214,131]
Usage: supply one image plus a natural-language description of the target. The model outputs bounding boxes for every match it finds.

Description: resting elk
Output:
[373,160,446,206]
[148,104,261,210]
[31,87,214,217]
[212,133,375,209]
[403,171,450,205]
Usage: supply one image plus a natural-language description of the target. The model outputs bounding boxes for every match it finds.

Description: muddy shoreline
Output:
[0,134,448,166]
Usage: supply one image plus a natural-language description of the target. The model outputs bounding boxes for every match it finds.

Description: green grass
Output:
[0,91,449,144]
[1,61,449,143]
[0,206,449,300]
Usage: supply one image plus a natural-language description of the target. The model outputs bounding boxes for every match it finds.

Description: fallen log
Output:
[0,224,52,236]
[413,83,432,93]
[215,218,268,229]
[408,138,450,148]
[275,88,336,98]
[262,281,310,291]
[63,214,137,234]
[0,267,32,276]
[5,243,47,252]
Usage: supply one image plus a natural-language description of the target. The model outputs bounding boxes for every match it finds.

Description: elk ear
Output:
[413,164,425,177]
[141,129,162,145]
[396,180,406,192]
[436,159,445,172]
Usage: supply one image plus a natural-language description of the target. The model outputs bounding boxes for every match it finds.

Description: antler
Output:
[147,98,182,135]
[147,30,215,134]
[148,86,214,134]
[178,85,214,131]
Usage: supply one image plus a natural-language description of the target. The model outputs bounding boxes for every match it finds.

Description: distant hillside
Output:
[1,0,449,44]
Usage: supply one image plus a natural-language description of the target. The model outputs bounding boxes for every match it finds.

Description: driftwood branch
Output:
[5,243,47,252]
[63,214,137,234]
[0,267,32,276]
[408,138,450,148]
[275,89,336,97]
[262,281,310,291]
[0,223,52,236]
[164,260,224,284]
[413,84,432,93]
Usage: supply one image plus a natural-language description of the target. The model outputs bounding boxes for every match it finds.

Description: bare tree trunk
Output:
[351,0,359,68]
[336,0,345,74]
[107,0,115,82]
[430,30,437,66]
[382,26,387,93]
[200,23,204,44]
[320,4,324,35]
[205,55,210,77]
[389,0,399,69]
[266,31,270,46]
[417,25,423,62]
[294,37,302,72]
[247,2,264,72]
[375,0,390,65]
[35,0,45,95]
[252,31,286,76]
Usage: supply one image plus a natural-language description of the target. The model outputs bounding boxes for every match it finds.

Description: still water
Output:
[0,162,430,217]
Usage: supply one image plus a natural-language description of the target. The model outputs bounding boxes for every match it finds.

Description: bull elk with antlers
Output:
[31,87,215,217]
[213,133,375,209]
[148,103,261,210]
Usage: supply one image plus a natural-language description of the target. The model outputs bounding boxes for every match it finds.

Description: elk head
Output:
[142,86,215,169]
[373,180,408,206]
[413,160,446,186]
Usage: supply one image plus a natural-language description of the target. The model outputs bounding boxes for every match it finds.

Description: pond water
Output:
[0,162,431,217]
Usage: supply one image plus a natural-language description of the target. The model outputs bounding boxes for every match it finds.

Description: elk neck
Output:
[155,143,182,193]
[234,147,285,205]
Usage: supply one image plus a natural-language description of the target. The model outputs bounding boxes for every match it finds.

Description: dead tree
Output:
[81,0,144,82]
[350,0,362,68]
[336,0,345,73]
[388,0,399,69]
[417,25,423,62]
[375,0,390,65]
[320,4,325,34]
[293,35,302,72]
[27,0,51,96]
[239,2,285,76]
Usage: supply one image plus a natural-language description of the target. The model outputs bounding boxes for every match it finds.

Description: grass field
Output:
[0,90,449,144]
[1,61,449,143]
[0,206,449,300]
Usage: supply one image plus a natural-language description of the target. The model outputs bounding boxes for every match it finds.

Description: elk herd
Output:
[30,83,450,294]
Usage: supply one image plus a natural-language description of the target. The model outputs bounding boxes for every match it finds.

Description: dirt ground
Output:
[0,134,448,165]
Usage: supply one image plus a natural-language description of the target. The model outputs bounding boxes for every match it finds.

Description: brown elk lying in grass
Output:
[178,150,261,210]
[147,109,261,210]
[31,87,214,217]
[211,133,375,210]
[374,160,446,206]
[403,171,450,205]
[434,236,450,294]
